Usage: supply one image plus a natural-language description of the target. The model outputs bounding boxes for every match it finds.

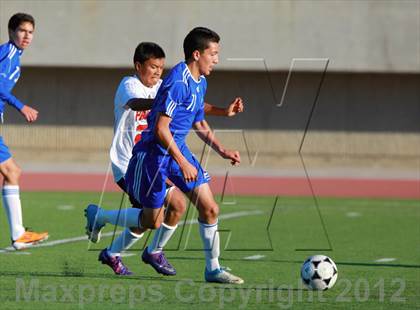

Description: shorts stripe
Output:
[133,152,146,202]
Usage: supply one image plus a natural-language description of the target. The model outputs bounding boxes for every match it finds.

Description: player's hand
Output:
[225,97,244,117]
[180,160,198,183]
[221,149,241,166]
[20,105,38,123]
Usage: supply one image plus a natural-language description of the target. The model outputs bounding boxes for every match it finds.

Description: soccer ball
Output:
[300,255,338,290]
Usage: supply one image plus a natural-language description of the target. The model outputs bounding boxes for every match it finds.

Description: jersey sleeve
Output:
[157,80,187,118]
[0,84,24,110]
[117,78,143,109]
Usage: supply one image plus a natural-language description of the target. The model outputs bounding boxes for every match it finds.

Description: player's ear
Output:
[134,61,142,72]
[192,50,200,61]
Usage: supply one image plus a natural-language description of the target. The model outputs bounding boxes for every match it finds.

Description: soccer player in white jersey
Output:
[0,13,48,250]
[86,42,243,276]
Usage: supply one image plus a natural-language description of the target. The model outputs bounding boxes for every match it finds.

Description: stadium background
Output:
[0,0,418,197]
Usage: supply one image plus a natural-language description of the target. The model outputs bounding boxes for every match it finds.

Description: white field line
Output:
[0,210,263,253]
[243,254,266,260]
[346,212,361,218]
[374,258,396,263]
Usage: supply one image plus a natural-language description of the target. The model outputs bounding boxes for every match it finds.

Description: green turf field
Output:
[0,192,418,309]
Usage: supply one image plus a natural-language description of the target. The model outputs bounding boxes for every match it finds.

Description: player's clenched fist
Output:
[225,97,244,117]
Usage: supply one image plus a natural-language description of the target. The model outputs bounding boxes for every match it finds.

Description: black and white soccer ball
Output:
[301,255,338,290]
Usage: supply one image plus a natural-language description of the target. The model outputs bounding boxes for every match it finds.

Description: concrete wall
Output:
[1,0,419,72]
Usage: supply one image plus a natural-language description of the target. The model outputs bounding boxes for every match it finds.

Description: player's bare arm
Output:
[155,113,198,181]
[193,119,240,166]
[204,97,244,117]
[126,98,154,111]
[20,105,38,122]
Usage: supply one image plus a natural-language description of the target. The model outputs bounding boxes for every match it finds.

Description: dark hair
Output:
[8,13,35,31]
[133,42,165,64]
[183,27,220,61]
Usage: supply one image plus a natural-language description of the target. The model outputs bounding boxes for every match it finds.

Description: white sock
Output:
[2,185,25,240]
[199,219,220,272]
[97,208,141,228]
[148,222,177,254]
[108,228,143,257]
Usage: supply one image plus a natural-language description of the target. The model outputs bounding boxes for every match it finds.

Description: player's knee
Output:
[15,165,22,178]
[4,165,21,183]
[170,193,186,215]
[202,203,219,221]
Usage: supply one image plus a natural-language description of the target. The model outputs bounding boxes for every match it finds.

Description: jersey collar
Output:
[9,41,23,55]
[183,62,202,84]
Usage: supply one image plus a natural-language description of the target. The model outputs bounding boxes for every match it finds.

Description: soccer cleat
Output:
[98,248,133,275]
[205,267,244,284]
[84,204,104,243]
[12,230,49,250]
[141,246,176,276]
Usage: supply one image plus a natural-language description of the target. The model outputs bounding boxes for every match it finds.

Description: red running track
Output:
[15,173,420,199]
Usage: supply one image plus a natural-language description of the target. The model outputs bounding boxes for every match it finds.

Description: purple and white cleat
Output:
[98,248,133,276]
[141,246,176,276]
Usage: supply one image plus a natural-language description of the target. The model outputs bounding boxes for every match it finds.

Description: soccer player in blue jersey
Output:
[0,13,48,249]
[125,27,243,283]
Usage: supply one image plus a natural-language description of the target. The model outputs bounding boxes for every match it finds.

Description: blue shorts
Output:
[0,136,12,164]
[125,144,210,209]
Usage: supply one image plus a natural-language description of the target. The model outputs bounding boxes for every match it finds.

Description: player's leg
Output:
[99,188,147,275]
[0,141,48,250]
[93,195,164,230]
[142,186,186,275]
[106,189,146,255]
[84,203,142,243]
[85,153,160,243]
[188,183,244,284]
[84,173,146,243]
[97,203,165,275]
[98,213,146,276]
[147,186,185,253]
[188,183,220,268]
[0,157,24,240]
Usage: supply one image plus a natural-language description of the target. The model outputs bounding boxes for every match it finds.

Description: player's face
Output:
[136,57,165,88]
[9,22,34,50]
[197,42,219,76]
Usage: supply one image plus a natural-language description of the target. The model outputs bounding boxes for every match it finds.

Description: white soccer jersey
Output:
[110,75,162,182]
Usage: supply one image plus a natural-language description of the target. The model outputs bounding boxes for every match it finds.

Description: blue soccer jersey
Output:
[135,61,207,154]
[126,62,210,208]
[0,41,25,114]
